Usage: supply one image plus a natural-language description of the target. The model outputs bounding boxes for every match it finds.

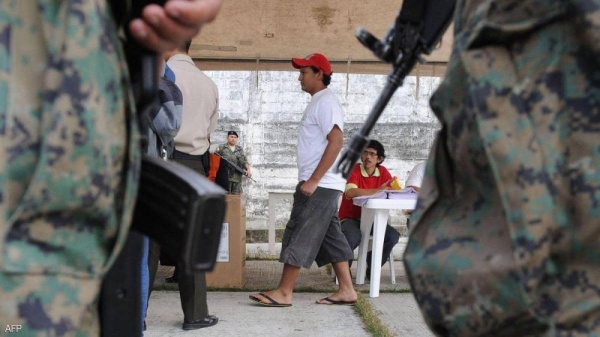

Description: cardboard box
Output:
[206,194,246,288]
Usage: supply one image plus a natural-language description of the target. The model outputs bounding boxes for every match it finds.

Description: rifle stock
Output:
[130,156,227,275]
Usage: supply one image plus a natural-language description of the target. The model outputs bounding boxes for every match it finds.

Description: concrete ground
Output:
[145,259,436,336]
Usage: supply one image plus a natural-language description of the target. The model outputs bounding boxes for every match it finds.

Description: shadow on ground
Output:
[154,260,411,293]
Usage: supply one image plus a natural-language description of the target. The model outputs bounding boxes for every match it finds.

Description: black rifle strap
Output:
[103,2,145,337]
[99,231,144,337]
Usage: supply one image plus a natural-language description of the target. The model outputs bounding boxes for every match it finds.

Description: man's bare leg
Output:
[316,261,358,304]
[250,263,300,305]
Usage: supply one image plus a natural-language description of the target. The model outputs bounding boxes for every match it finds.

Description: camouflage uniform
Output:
[216,144,249,194]
[0,1,139,336]
[404,1,600,336]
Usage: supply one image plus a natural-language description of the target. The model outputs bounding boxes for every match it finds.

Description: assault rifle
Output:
[336,0,456,178]
[214,152,257,182]
[101,1,226,336]
[120,0,227,274]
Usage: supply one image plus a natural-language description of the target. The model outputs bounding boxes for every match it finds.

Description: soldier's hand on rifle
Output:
[129,0,222,54]
[244,164,252,178]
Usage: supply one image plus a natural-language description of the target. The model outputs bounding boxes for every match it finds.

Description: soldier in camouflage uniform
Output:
[216,131,252,194]
[403,1,600,336]
[0,1,221,335]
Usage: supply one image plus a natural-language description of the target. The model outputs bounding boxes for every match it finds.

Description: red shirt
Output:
[338,163,392,220]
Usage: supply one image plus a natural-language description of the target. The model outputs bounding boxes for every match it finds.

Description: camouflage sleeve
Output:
[239,147,249,166]
[404,1,600,336]
[0,0,140,335]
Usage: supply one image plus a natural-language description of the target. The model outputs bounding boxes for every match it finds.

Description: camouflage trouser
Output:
[0,1,138,336]
[404,1,600,336]
[228,181,244,194]
[0,274,102,336]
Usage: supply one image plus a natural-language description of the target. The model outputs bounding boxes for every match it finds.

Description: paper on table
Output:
[386,187,418,199]
[352,187,418,206]
[352,190,387,206]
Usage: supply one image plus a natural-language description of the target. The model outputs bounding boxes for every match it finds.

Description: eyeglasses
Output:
[363,151,379,158]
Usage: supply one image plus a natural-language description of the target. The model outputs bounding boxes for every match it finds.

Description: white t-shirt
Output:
[406,162,426,188]
[297,88,346,191]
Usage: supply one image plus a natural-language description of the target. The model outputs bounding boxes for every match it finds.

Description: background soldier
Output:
[216,131,252,194]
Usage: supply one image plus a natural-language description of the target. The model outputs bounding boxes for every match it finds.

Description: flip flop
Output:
[316,297,357,306]
[249,292,292,307]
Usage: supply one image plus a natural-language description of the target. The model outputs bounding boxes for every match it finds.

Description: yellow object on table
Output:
[390,177,402,190]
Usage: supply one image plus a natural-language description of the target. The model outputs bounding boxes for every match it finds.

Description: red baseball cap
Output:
[291,53,332,75]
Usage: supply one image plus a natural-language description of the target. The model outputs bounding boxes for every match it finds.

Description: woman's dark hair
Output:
[310,66,332,86]
[366,139,385,165]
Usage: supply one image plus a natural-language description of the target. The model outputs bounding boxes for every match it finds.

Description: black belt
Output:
[172,150,206,161]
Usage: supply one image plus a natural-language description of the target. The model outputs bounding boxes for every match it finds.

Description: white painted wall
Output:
[204,70,442,232]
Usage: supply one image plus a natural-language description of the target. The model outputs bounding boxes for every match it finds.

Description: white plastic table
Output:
[354,196,418,297]
[268,191,294,254]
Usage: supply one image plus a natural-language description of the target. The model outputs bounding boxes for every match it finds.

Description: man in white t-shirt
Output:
[406,162,426,191]
[405,162,426,229]
[250,53,357,307]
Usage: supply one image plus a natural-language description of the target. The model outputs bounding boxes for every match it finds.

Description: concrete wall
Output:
[204,69,442,234]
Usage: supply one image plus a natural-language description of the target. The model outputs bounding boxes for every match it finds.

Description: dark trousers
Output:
[147,152,209,322]
[148,241,208,322]
[341,218,400,269]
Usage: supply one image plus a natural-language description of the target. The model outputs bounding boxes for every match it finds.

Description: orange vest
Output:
[208,153,221,182]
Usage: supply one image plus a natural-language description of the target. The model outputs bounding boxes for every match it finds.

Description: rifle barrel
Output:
[213,152,256,182]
